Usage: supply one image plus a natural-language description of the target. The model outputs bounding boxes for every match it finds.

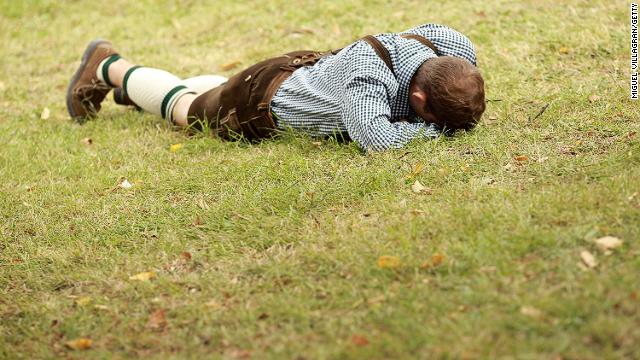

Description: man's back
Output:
[271,23,478,151]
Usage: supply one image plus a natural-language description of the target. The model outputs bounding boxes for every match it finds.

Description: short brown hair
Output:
[414,56,485,131]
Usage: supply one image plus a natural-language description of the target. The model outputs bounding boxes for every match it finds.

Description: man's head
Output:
[409,56,485,131]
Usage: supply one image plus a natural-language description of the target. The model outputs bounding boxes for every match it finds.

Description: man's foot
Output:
[66,39,119,121]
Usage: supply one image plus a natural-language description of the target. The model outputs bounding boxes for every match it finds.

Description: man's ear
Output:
[410,89,427,106]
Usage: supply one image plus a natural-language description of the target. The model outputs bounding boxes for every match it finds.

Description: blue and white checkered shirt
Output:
[270,23,477,151]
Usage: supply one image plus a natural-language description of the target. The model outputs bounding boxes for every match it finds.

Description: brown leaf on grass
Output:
[594,236,623,254]
[205,300,222,310]
[421,253,445,270]
[377,255,400,269]
[129,271,156,281]
[220,61,241,71]
[81,137,93,146]
[588,94,600,103]
[411,180,432,194]
[171,19,182,30]
[481,177,496,185]
[291,27,315,34]
[64,338,92,350]
[147,309,167,331]
[227,349,252,359]
[196,197,210,210]
[40,107,50,120]
[406,161,425,180]
[117,177,133,190]
[580,250,597,268]
[520,306,543,319]
[180,251,192,261]
[514,155,529,162]
[75,296,92,306]
[351,334,370,346]
[332,24,341,36]
[476,10,487,18]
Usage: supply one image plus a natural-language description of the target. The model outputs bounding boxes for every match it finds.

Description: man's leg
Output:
[112,75,228,119]
[102,57,197,127]
[67,39,207,127]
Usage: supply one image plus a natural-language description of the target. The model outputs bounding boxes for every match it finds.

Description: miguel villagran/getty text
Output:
[632,2,638,99]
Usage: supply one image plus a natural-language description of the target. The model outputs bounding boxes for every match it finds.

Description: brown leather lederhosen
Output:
[187,34,439,141]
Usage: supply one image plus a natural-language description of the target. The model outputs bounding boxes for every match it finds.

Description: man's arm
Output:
[340,71,440,152]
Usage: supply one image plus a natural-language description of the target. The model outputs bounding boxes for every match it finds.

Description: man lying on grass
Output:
[67,23,485,152]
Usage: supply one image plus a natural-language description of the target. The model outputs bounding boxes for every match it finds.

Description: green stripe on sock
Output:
[161,85,187,120]
[122,65,142,96]
[101,54,121,87]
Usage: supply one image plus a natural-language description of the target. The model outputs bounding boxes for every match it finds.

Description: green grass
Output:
[1,0,639,358]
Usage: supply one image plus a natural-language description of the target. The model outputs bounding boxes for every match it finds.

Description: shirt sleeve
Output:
[340,55,441,152]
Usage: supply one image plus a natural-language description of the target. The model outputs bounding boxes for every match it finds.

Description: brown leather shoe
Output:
[113,87,140,109]
[66,39,119,121]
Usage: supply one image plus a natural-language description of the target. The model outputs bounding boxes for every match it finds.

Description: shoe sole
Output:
[66,39,110,122]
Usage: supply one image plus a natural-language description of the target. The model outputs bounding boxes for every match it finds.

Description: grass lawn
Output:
[1,0,639,358]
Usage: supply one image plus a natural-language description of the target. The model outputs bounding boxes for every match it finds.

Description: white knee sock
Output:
[180,75,228,94]
[123,67,196,121]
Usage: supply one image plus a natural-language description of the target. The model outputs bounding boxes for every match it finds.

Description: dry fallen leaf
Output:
[594,236,623,254]
[228,349,252,359]
[40,107,50,120]
[129,271,156,281]
[514,155,529,162]
[196,197,210,210]
[377,255,401,269]
[75,296,92,306]
[220,60,241,71]
[147,309,167,331]
[205,300,222,309]
[406,161,425,180]
[169,143,183,152]
[580,250,597,268]
[64,338,92,350]
[421,253,445,270]
[411,180,432,194]
[520,306,543,319]
[481,177,496,185]
[118,178,133,189]
[351,334,370,346]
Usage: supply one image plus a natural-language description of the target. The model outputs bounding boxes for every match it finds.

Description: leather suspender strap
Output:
[361,34,441,76]
[361,35,395,75]
[400,34,441,56]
